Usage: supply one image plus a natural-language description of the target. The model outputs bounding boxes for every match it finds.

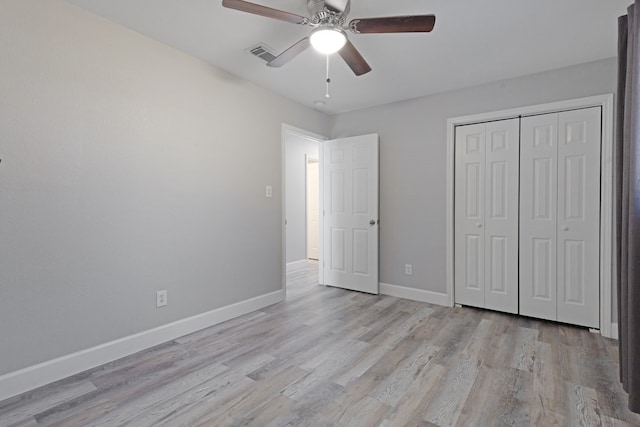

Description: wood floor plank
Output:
[368,342,439,406]
[422,353,481,426]
[566,382,603,427]
[1,261,637,426]
[382,363,447,427]
[530,340,567,426]
[3,417,38,427]
[330,395,392,427]
[88,362,229,426]
[0,381,96,427]
[509,326,539,373]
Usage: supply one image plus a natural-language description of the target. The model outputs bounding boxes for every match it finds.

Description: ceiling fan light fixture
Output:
[310,26,347,54]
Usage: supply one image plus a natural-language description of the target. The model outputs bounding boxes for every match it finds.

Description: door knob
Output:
[562,225,569,231]
[477,223,483,228]
[369,219,376,225]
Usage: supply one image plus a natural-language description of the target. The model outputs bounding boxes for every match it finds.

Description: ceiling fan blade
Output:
[338,41,371,76]
[267,38,311,68]
[222,0,308,25]
[349,15,436,34]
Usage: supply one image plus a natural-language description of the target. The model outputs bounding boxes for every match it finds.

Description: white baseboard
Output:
[379,283,450,307]
[286,259,309,269]
[610,322,619,340]
[0,289,284,403]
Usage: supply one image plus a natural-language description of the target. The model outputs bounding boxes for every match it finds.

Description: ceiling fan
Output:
[221,0,436,76]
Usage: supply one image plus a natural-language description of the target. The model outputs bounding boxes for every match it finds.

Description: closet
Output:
[454,107,602,328]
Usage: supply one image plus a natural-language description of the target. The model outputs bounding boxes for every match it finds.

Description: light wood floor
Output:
[1,261,638,426]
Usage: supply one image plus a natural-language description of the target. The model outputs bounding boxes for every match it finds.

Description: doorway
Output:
[282,126,380,297]
[283,125,325,296]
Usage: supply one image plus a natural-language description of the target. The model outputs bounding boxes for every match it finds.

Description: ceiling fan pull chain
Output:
[325,54,331,98]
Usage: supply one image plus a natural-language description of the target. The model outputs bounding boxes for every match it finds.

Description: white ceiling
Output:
[69,0,629,114]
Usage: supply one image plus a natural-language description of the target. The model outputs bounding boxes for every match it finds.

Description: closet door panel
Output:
[556,107,601,328]
[484,119,519,314]
[455,123,486,307]
[520,114,558,321]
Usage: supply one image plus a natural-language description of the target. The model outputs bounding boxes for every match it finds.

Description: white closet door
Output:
[520,107,601,328]
[556,108,601,328]
[520,114,558,322]
[455,123,486,307]
[455,120,519,312]
[484,119,520,314]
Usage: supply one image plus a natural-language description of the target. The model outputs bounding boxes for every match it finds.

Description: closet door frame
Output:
[445,94,615,338]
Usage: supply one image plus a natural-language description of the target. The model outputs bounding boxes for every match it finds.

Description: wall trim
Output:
[380,283,449,307]
[0,289,284,403]
[445,94,615,338]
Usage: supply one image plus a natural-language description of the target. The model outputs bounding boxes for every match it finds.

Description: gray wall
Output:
[285,134,321,264]
[331,58,617,299]
[0,0,330,375]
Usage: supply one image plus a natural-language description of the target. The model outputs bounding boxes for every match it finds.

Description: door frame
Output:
[306,156,320,261]
[281,124,327,298]
[445,94,615,338]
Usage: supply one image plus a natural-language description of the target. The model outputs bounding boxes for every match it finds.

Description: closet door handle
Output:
[476,222,482,228]
[562,225,569,231]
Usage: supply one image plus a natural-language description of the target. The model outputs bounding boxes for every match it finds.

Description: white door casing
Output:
[323,134,379,294]
[307,160,320,260]
[454,119,519,313]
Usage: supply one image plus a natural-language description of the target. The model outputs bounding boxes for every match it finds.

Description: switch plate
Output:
[265,185,273,197]
[405,264,413,275]
[156,290,167,307]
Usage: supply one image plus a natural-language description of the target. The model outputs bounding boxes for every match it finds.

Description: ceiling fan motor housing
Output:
[307,0,349,25]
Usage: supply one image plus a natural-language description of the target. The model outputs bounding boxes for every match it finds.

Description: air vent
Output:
[247,43,277,63]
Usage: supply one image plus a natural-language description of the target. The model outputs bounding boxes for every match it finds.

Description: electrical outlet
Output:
[265,185,273,198]
[405,264,413,275]
[156,290,167,307]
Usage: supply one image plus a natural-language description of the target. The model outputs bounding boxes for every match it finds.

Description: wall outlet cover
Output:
[156,290,167,307]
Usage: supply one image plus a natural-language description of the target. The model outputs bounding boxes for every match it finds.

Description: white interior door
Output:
[520,113,559,322]
[323,134,379,294]
[454,119,519,313]
[556,108,601,328]
[454,123,486,306]
[307,160,320,260]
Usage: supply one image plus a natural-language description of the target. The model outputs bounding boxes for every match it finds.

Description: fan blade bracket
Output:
[349,15,436,34]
